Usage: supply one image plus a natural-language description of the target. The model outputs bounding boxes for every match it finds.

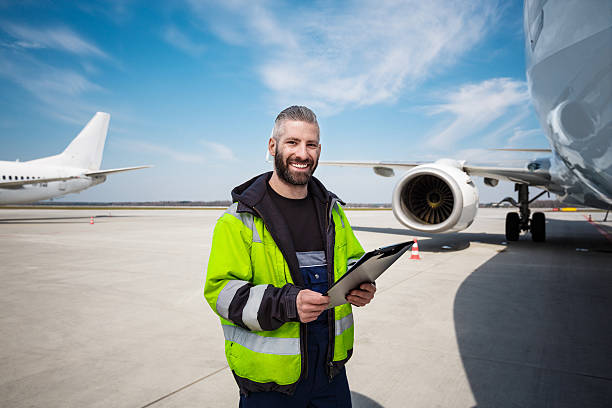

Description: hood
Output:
[230,171,343,210]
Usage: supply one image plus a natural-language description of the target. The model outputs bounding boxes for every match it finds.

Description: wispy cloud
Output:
[187,0,498,113]
[506,128,543,146]
[121,140,205,164]
[201,141,237,161]
[0,21,116,124]
[162,25,206,56]
[0,50,104,97]
[1,22,109,58]
[425,77,530,147]
[77,1,135,25]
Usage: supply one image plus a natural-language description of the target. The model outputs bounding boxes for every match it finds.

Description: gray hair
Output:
[271,105,319,141]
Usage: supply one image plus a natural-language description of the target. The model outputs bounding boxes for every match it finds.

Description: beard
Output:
[274,147,319,185]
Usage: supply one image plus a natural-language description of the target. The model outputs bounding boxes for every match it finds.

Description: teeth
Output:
[291,163,308,168]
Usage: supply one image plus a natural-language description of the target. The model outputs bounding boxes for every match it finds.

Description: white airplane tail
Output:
[30,112,110,170]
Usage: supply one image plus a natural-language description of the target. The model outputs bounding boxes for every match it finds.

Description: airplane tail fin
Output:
[60,112,110,170]
[30,112,110,170]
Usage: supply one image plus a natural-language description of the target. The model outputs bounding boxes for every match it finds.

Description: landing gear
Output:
[505,212,520,241]
[499,184,548,242]
[531,212,546,242]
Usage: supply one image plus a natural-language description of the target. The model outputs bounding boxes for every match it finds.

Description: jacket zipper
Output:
[326,198,336,381]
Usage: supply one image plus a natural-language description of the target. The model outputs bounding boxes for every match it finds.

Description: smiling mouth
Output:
[290,162,309,169]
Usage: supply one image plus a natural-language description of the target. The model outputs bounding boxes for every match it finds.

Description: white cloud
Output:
[0,23,109,59]
[201,141,237,161]
[425,77,530,147]
[187,0,498,113]
[0,50,104,98]
[121,140,205,164]
[119,140,238,164]
[506,128,543,146]
[162,25,206,56]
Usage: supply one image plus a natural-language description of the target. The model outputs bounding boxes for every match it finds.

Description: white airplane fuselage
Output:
[526,0,612,208]
[0,161,105,204]
[0,112,147,205]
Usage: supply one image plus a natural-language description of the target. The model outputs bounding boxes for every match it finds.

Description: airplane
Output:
[321,0,612,243]
[0,112,150,204]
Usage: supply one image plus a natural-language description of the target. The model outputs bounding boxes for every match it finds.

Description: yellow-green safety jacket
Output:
[204,172,364,395]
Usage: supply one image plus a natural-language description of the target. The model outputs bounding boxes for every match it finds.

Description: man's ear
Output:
[268,138,276,156]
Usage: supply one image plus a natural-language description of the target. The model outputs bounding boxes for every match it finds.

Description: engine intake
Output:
[392,161,479,233]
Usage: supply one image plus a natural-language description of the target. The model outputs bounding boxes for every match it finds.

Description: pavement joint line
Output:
[139,365,229,408]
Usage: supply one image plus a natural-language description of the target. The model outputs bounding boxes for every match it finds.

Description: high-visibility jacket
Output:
[204,172,364,396]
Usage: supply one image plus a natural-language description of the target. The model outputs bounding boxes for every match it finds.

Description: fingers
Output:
[297,290,330,323]
[346,283,376,307]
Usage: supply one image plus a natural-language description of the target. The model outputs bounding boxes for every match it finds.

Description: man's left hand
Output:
[346,283,376,307]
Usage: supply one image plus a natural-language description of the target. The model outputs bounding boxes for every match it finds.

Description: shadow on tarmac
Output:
[358,218,612,406]
[0,215,130,224]
[351,391,384,408]
[451,218,612,407]
[352,225,506,253]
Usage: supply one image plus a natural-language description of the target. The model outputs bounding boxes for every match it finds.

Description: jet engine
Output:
[391,160,479,233]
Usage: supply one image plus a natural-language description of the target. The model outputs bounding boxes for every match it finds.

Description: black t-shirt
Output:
[266,183,324,252]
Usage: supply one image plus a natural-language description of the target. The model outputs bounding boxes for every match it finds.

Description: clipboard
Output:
[324,241,413,308]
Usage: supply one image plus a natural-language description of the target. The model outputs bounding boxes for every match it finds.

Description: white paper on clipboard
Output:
[325,241,413,308]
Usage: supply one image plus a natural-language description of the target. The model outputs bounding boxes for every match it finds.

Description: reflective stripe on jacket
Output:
[204,172,364,395]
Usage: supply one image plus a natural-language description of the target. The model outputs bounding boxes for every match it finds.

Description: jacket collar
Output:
[230,171,342,287]
[231,171,342,213]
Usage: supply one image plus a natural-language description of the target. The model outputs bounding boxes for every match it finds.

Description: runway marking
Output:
[139,365,228,408]
[584,215,612,244]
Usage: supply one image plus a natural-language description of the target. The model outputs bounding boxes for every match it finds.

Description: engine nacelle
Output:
[391,160,479,233]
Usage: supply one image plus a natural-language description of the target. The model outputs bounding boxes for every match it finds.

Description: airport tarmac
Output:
[1,207,611,408]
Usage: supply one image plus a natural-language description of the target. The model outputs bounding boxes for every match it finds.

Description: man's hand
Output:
[296,289,330,323]
[346,283,376,307]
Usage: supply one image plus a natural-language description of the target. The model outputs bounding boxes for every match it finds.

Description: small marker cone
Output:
[410,238,421,260]
[90,216,94,225]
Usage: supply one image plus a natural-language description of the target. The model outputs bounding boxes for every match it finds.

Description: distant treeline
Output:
[480,199,569,208]
[26,200,234,207]
[19,199,567,208]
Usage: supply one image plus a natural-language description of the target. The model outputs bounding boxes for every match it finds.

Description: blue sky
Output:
[0,0,550,203]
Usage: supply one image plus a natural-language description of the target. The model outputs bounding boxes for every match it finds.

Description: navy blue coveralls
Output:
[239,251,352,408]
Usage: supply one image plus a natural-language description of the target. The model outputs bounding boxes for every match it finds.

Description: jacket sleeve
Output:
[204,212,301,332]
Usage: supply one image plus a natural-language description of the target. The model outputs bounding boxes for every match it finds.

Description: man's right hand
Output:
[296,289,330,323]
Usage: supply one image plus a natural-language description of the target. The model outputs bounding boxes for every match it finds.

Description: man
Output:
[204,106,376,407]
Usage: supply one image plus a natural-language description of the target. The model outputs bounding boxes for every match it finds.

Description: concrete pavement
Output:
[0,208,610,407]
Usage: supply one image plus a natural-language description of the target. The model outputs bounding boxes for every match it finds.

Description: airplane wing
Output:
[319,160,424,177]
[320,160,552,186]
[0,175,80,188]
[85,165,151,176]
[462,164,551,186]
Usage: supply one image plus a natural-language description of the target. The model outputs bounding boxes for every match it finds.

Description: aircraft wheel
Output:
[531,212,546,242]
[505,212,520,241]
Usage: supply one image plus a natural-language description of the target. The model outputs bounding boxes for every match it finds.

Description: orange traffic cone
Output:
[90,216,94,225]
[410,238,421,260]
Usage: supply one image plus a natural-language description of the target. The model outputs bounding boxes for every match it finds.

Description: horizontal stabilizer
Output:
[85,165,152,177]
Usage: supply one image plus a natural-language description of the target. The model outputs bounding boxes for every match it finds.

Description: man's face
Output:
[269,120,321,186]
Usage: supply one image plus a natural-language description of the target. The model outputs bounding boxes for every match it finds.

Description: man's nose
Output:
[294,143,308,159]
